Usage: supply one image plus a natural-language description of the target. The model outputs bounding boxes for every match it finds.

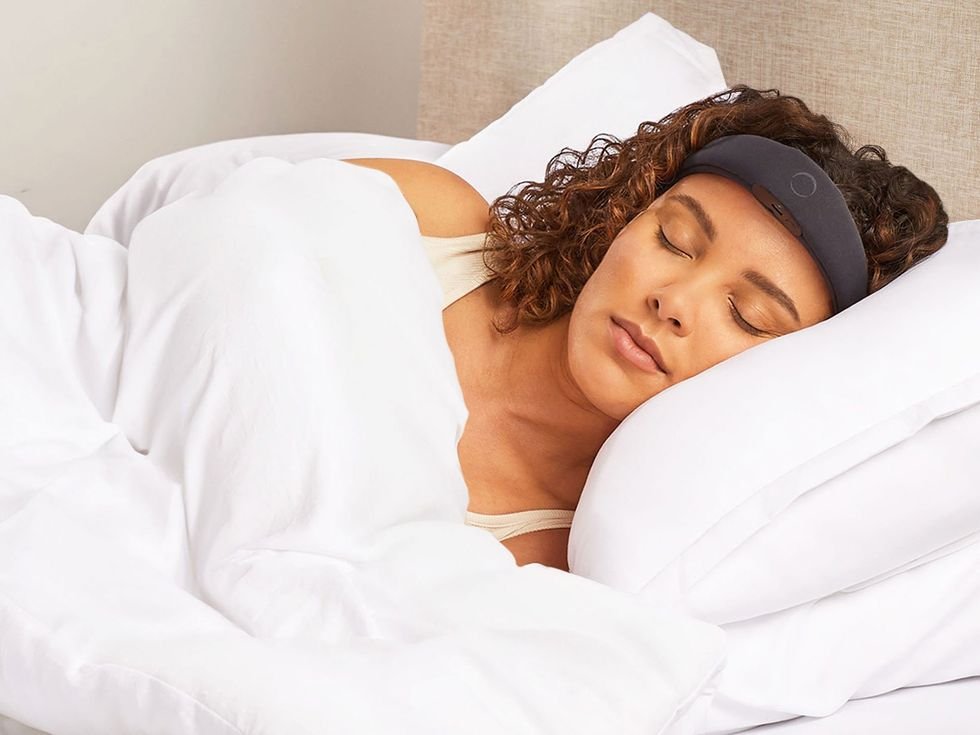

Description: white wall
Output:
[0,0,425,230]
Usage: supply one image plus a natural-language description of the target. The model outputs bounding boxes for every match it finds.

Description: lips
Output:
[612,317,669,374]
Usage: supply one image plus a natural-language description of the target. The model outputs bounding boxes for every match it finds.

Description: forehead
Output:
[654,173,813,267]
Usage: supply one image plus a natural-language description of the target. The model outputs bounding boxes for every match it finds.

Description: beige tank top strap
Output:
[464,508,575,542]
[419,232,493,309]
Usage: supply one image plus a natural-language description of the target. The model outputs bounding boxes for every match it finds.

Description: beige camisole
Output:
[420,232,575,542]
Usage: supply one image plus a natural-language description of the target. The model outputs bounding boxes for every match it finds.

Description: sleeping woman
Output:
[345,85,948,572]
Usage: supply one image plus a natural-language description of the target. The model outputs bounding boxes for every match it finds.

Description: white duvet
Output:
[0,159,725,734]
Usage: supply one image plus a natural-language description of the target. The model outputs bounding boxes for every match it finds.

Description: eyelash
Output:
[656,226,768,337]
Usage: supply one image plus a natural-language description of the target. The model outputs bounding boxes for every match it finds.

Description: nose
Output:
[649,292,689,335]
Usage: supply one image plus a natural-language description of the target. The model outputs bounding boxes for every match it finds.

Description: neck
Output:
[477,300,621,510]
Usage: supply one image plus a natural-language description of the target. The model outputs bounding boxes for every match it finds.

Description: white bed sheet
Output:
[742,676,980,734]
[3,677,977,735]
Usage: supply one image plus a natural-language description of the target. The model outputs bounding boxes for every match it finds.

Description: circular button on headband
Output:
[675,134,868,314]
[790,171,818,198]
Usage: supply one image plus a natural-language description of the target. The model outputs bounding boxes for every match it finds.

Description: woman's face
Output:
[567,172,835,421]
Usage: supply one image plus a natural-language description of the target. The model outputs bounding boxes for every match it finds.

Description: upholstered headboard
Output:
[418,0,979,222]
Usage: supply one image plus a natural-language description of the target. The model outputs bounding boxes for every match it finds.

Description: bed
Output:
[1,3,978,734]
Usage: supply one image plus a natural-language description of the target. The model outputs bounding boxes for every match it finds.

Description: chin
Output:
[575,356,656,421]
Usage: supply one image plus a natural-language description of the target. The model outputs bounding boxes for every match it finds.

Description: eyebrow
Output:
[741,269,801,325]
[667,193,716,241]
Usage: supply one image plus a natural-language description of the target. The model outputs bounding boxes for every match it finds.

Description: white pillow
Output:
[569,219,980,620]
[434,12,727,205]
[84,132,451,247]
[691,537,980,732]
[667,401,980,624]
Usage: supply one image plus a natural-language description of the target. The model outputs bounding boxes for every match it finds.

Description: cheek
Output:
[694,331,756,375]
[565,303,596,377]
[566,306,627,418]
[601,238,645,283]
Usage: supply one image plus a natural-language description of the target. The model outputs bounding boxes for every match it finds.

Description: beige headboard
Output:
[419,0,978,222]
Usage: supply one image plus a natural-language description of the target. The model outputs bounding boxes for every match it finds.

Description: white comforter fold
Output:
[0,159,724,734]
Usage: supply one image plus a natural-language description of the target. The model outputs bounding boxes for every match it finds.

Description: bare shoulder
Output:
[343,157,491,238]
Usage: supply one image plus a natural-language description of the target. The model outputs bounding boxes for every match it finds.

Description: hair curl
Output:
[477,85,948,335]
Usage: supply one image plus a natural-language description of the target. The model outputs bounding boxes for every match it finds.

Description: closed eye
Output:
[657,226,770,338]
[728,300,768,337]
[656,226,688,258]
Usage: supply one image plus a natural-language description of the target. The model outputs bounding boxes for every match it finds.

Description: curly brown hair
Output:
[475,85,948,335]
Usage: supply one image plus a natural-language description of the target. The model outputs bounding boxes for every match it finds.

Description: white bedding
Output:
[0,158,725,733]
[747,676,980,734]
[85,131,452,247]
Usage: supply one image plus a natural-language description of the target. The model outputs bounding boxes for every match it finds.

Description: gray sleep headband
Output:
[675,134,868,314]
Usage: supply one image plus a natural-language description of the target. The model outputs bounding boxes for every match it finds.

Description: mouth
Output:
[610,317,668,375]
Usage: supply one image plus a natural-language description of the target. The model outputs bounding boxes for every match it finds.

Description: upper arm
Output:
[343,158,491,238]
